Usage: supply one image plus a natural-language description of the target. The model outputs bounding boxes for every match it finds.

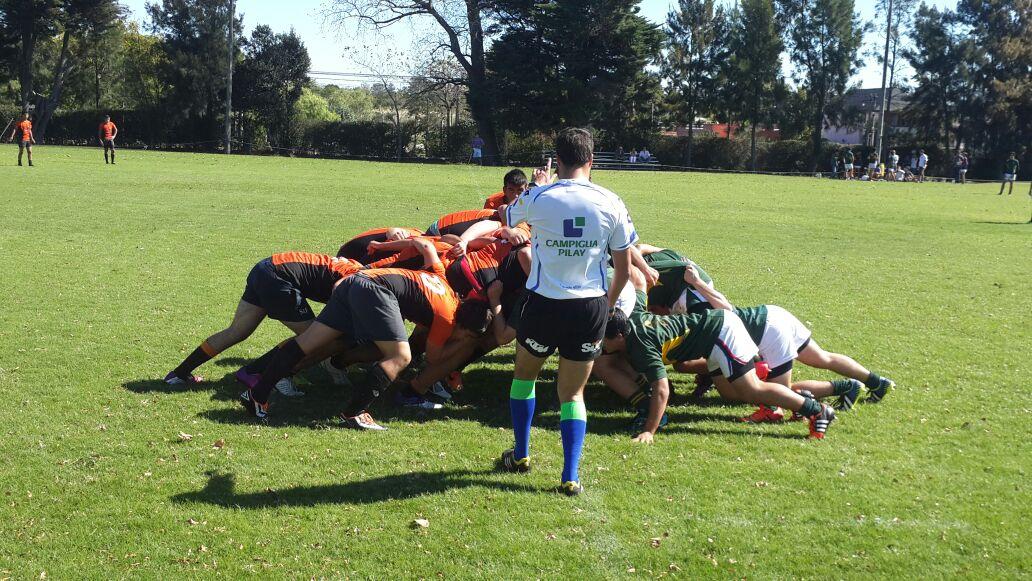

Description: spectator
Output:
[868,153,880,179]
[999,152,1019,195]
[843,147,855,179]
[831,150,840,178]
[471,135,485,165]
[629,148,638,163]
[909,149,918,173]
[615,145,624,160]
[639,147,651,162]
[959,151,969,184]
[918,149,928,182]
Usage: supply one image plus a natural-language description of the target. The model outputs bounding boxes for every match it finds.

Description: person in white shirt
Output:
[499,127,636,496]
[889,149,900,181]
[639,148,651,162]
[918,149,929,182]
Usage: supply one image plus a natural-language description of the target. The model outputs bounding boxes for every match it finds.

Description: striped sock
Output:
[509,379,536,460]
[172,341,219,379]
[560,401,587,484]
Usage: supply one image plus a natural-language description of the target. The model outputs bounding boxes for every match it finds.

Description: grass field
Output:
[1,145,1029,578]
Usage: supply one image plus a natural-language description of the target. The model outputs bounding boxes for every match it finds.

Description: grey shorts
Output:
[317,274,408,343]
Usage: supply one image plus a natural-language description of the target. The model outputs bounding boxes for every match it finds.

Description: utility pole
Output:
[874,0,893,162]
[225,0,234,154]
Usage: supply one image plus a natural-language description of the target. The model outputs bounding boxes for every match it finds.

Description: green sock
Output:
[831,379,853,395]
[798,396,822,417]
[865,372,883,388]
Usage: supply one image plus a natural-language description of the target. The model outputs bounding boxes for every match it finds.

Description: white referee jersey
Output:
[506,178,637,300]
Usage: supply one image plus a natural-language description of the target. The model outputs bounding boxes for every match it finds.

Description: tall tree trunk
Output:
[463,0,499,164]
[810,93,826,172]
[35,31,74,141]
[685,96,695,166]
[18,13,36,109]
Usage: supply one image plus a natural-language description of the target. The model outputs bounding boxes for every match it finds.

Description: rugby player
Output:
[728,302,895,422]
[98,115,118,164]
[8,112,35,167]
[602,270,838,442]
[164,252,362,393]
[483,169,530,209]
[425,209,501,238]
[239,238,491,430]
[497,127,637,496]
[336,227,423,264]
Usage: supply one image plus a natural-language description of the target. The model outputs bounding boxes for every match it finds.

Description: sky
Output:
[121,0,957,89]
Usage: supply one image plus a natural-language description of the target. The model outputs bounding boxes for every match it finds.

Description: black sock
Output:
[245,346,279,374]
[865,372,883,388]
[343,364,392,417]
[172,341,218,379]
[797,395,822,418]
[251,340,306,403]
[831,379,853,395]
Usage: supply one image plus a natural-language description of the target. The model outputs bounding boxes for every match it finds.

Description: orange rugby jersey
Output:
[270,252,362,303]
[430,209,498,237]
[336,227,423,263]
[364,238,454,271]
[361,262,460,347]
[483,191,507,210]
[99,121,117,140]
[15,120,32,141]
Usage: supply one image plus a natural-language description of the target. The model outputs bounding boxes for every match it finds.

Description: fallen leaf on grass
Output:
[213,439,225,449]
[412,519,430,529]
[650,538,662,548]
[177,432,192,442]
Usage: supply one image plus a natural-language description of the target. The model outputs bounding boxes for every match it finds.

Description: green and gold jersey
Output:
[733,305,768,345]
[1005,158,1019,174]
[644,249,714,314]
[625,290,724,382]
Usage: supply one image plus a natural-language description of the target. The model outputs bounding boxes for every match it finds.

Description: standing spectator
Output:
[917,149,929,182]
[890,149,899,174]
[958,151,969,184]
[999,152,1019,195]
[831,150,840,178]
[471,135,485,165]
[909,149,918,174]
[98,114,118,165]
[868,153,880,179]
[843,147,855,179]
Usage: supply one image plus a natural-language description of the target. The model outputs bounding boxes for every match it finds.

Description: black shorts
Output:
[515,292,607,361]
[240,258,315,322]
[102,139,115,149]
[19,140,30,148]
[317,274,408,343]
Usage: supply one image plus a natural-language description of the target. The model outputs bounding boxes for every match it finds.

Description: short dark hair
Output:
[455,299,491,334]
[503,169,528,188]
[604,309,630,339]
[555,128,593,168]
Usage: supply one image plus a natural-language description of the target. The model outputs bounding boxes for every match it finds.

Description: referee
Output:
[499,127,636,496]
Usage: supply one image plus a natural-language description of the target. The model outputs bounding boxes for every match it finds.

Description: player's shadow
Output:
[171,469,542,508]
[661,424,809,440]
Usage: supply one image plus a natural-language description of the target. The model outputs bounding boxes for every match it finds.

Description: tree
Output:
[903,5,974,152]
[324,0,501,163]
[0,0,60,110]
[487,0,663,146]
[730,0,783,169]
[147,0,242,143]
[954,0,1031,173]
[662,0,726,164]
[780,0,864,169]
[870,0,919,149]
[317,84,377,122]
[119,22,167,110]
[234,25,310,147]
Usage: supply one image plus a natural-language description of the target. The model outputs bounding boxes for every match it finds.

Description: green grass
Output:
[1,145,1029,578]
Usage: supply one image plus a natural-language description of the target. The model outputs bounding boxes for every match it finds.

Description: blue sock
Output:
[560,401,587,483]
[509,379,536,460]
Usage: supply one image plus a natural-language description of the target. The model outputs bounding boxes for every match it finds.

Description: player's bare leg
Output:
[166,300,267,385]
[796,340,892,403]
[714,371,835,438]
[338,340,412,430]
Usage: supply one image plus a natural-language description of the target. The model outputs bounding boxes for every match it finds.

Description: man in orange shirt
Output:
[164,252,362,388]
[98,115,118,164]
[336,227,423,263]
[7,112,35,167]
[483,169,529,210]
[240,238,491,430]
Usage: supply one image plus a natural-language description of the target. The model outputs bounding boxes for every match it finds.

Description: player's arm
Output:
[111,125,117,139]
[486,280,517,346]
[411,237,442,269]
[684,264,732,310]
[635,243,664,256]
[628,244,659,287]
[458,220,502,243]
[633,378,671,443]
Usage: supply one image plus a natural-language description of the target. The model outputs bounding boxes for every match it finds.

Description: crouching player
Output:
[732,303,895,422]
[164,252,362,392]
[601,273,837,442]
[239,238,490,430]
[337,227,423,263]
